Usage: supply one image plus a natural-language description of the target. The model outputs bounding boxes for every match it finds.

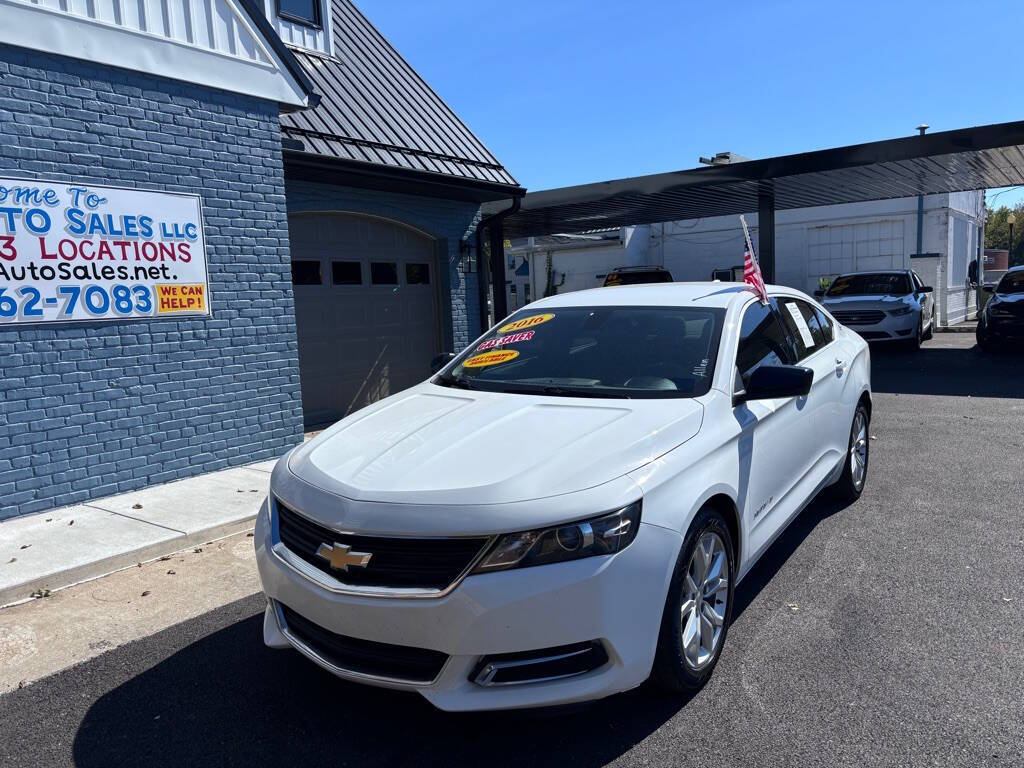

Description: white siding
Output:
[8,0,272,65]
[263,0,331,54]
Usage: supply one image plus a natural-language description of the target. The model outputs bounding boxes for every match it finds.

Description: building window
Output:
[371,262,398,285]
[291,260,322,285]
[278,0,321,27]
[332,261,362,285]
[405,263,430,285]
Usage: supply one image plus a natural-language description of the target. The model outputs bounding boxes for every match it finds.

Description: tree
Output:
[984,201,1024,266]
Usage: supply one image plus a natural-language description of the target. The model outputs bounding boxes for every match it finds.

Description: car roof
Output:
[525,281,805,310]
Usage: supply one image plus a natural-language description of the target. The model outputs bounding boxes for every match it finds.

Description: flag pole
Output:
[739,214,757,262]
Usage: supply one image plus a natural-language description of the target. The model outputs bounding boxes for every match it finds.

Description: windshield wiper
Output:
[496,383,630,399]
[434,374,477,390]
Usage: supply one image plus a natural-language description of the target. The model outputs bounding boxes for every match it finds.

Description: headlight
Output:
[472,501,642,573]
[888,305,914,316]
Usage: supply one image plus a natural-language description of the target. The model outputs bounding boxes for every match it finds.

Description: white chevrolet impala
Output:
[256,282,871,711]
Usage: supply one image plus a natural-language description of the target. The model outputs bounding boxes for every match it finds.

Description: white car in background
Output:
[256,283,872,711]
[816,270,934,348]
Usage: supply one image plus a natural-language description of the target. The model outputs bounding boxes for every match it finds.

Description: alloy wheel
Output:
[680,532,729,670]
[850,410,868,491]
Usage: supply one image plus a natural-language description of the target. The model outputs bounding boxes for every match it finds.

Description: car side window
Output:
[776,298,828,360]
[735,300,795,385]
[813,305,834,343]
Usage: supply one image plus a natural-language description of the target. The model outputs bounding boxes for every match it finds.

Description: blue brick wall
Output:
[285,180,483,349]
[0,45,304,520]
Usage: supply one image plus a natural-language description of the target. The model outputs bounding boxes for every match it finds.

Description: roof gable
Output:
[0,0,314,107]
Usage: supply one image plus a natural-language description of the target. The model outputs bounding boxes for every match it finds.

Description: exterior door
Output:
[289,213,440,428]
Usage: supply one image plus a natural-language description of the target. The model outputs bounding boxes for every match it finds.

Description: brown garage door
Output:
[289,213,441,428]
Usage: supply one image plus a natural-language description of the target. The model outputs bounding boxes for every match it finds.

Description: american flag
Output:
[743,246,768,305]
[739,214,769,305]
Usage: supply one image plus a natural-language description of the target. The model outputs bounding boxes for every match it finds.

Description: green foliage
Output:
[985,203,1024,266]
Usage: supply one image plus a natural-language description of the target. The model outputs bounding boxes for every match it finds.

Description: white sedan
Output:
[255,282,871,711]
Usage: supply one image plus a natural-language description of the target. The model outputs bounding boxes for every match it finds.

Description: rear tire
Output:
[830,403,870,503]
[651,505,736,694]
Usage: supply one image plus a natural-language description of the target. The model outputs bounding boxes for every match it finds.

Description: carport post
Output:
[489,220,509,323]
[758,185,776,284]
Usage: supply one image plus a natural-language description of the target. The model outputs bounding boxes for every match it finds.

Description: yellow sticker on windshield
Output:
[463,350,520,368]
[498,313,555,333]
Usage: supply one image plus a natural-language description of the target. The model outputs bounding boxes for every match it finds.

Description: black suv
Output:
[977,266,1024,352]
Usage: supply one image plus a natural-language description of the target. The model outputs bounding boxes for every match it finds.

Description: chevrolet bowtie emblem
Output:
[316,542,373,572]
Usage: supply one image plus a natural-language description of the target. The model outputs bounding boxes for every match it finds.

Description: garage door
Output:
[807,220,905,292]
[289,213,441,428]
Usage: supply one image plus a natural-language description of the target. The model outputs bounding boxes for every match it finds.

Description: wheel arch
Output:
[687,490,741,571]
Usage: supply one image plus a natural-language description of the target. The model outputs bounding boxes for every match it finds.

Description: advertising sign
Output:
[0,178,209,324]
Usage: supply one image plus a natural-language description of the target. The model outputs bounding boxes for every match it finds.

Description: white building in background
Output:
[505,191,985,327]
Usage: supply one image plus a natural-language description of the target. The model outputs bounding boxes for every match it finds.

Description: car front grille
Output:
[832,309,886,326]
[274,499,490,591]
[278,603,448,683]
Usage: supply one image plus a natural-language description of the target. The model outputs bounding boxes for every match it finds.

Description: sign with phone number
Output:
[0,177,209,324]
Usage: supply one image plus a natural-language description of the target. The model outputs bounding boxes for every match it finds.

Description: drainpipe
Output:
[915,124,928,257]
[474,197,521,335]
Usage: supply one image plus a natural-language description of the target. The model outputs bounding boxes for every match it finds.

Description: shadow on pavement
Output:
[870,340,1024,398]
[70,494,849,768]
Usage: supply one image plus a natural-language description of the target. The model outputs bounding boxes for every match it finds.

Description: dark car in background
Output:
[977,266,1024,352]
[603,266,674,286]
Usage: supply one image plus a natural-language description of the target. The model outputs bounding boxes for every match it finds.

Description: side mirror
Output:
[983,285,995,294]
[430,352,456,374]
[813,289,825,298]
[919,285,934,293]
[734,365,813,406]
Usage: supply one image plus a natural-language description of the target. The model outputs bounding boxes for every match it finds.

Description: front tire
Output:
[830,403,870,503]
[651,505,735,693]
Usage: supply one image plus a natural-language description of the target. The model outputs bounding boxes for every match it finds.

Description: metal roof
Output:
[279,0,520,192]
[490,121,1024,238]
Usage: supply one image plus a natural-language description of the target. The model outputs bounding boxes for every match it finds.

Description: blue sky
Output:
[360,0,1024,207]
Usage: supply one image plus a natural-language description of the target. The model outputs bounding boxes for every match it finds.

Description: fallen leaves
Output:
[30,588,51,599]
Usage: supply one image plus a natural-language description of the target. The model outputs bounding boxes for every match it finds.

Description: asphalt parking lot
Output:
[1,335,1022,768]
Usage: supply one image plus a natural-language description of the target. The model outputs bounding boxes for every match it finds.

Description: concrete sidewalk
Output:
[0,460,275,607]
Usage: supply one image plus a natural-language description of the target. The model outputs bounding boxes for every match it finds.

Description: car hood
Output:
[822,294,910,310]
[287,383,704,506]
[989,292,1024,315]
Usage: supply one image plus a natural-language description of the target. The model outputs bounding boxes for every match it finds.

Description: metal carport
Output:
[478,120,1024,327]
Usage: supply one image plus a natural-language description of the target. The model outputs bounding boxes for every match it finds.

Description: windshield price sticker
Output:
[497,313,554,334]
[784,302,815,348]
[463,349,520,368]
[476,330,535,352]
[0,178,208,324]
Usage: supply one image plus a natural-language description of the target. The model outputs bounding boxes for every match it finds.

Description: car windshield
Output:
[996,271,1024,294]
[436,306,724,398]
[826,273,911,297]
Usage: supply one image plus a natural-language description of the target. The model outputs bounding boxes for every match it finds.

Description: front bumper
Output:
[254,498,681,711]
[980,316,1024,339]
[836,313,918,342]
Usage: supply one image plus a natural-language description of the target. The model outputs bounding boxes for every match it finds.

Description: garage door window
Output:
[371,262,398,285]
[406,263,430,285]
[332,261,362,285]
[292,260,322,285]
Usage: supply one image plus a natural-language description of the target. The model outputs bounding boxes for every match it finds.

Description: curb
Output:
[0,516,257,609]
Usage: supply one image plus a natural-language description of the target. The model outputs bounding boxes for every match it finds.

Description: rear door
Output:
[732,299,809,559]
[776,296,848,478]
